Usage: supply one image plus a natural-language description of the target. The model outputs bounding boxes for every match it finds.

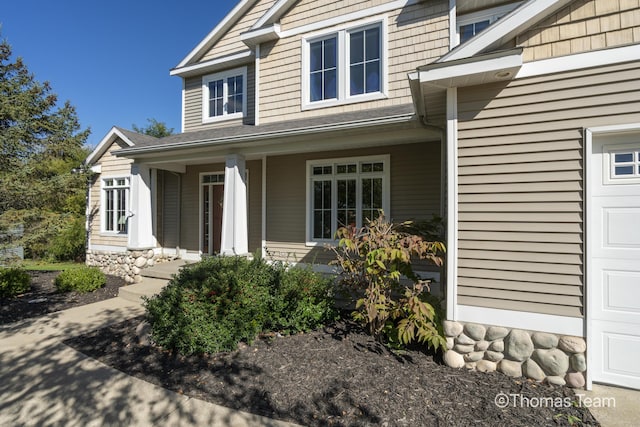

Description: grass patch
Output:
[17,260,86,271]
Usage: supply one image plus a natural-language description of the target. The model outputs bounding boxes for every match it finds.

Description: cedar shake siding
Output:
[259,0,449,124]
[516,0,640,62]
[456,60,640,318]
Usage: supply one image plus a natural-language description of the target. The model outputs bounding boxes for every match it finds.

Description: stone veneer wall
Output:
[442,320,586,389]
[86,249,160,284]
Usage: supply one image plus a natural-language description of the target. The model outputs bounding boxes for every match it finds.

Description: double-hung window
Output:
[308,156,389,242]
[304,21,386,108]
[103,177,129,233]
[202,67,246,123]
[456,3,521,45]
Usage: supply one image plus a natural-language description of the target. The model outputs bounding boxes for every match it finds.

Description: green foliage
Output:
[144,256,337,355]
[132,118,174,138]
[0,36,90,259]
[331,213,447,351]
[54,266,106,293]
[0,267,30,298]
[268,264,338,335]
[48,216,86,261]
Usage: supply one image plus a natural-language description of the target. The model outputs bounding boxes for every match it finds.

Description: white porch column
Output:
[221,154,248,255]
[128,163,157,249]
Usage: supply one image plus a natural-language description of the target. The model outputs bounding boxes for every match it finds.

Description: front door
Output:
[202,173,225,255]
[590,131,640,390]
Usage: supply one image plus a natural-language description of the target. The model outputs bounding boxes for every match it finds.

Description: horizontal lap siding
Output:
[89,141,132,249]
[259,0,448,123]
[265,141,441,264]
[456,60,640,318]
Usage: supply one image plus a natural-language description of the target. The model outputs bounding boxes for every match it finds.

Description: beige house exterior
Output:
[85,0,640,391]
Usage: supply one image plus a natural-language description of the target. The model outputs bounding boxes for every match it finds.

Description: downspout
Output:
[254,43,260,126]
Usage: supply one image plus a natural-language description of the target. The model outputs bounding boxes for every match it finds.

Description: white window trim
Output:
[305,155,390,245]
[456,2,521,46]
[301,17,388,110]
[202,66,247,124]
[100,176,130,235]
[607,145,640,183]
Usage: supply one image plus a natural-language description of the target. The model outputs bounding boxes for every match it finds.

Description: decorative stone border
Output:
[442,320,586,388]
[86,249,175,284]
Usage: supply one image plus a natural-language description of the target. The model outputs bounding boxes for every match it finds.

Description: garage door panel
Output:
[592,321,640,389]
[590,135,640,390]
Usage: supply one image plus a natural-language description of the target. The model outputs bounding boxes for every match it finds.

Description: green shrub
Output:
[268,264,337,335]
[49,216,86,262]
[144,256,337,355]
[0,267,31,298]
[54,266,106,293]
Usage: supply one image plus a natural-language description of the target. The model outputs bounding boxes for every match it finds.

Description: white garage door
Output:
[590,131,640,390]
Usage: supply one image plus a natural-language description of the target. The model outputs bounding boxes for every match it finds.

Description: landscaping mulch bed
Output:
[0,271,126,325]
[66,317,600,427]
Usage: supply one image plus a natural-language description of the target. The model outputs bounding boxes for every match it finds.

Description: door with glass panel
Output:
[201,173,224,255]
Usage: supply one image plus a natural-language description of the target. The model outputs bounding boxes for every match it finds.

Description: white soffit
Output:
[411,48,523,90]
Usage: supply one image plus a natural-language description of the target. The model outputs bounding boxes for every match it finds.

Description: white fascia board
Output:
[252,0,297,29]
[85,127,135,166]
[441,0,572,63]
[170,50,254,78]
[116,113,416,157]
[175,0,258,69]
[517,43,640,79]
[240,23,281,47]
[417,50,522,89]
[456,305,585,336]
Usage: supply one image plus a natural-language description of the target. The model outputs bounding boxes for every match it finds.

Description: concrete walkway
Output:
[0,296,299,427]
[1,282,638,426]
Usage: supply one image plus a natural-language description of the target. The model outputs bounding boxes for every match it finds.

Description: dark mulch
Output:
[66,317,599,427]
[0,271,126,324]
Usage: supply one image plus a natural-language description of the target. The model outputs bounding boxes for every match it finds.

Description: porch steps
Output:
[118,259,191,305]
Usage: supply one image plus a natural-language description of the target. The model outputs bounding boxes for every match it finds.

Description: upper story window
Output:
[303,20,386,109]
[457,3,521,45]
[202,67,246,123]
[102,177,129,234]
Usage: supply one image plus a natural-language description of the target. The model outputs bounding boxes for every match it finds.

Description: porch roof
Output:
[115,104,434,162]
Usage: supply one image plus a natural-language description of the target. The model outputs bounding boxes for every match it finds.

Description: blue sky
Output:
[2,0,237,148]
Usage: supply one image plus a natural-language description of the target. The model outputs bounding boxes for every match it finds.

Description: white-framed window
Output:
[302,19,387,109]
[611,149,640,179]
[456,3,521,45]
[102,177,129,234]
[202,67,247,123]
[306,155,390,243]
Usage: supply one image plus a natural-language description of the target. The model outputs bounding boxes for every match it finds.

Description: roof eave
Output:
[115,113,417,158]
[174,0,258,70]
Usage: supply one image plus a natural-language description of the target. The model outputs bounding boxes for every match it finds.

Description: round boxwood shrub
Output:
[54,266,106,293]
[0,267,31,298]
